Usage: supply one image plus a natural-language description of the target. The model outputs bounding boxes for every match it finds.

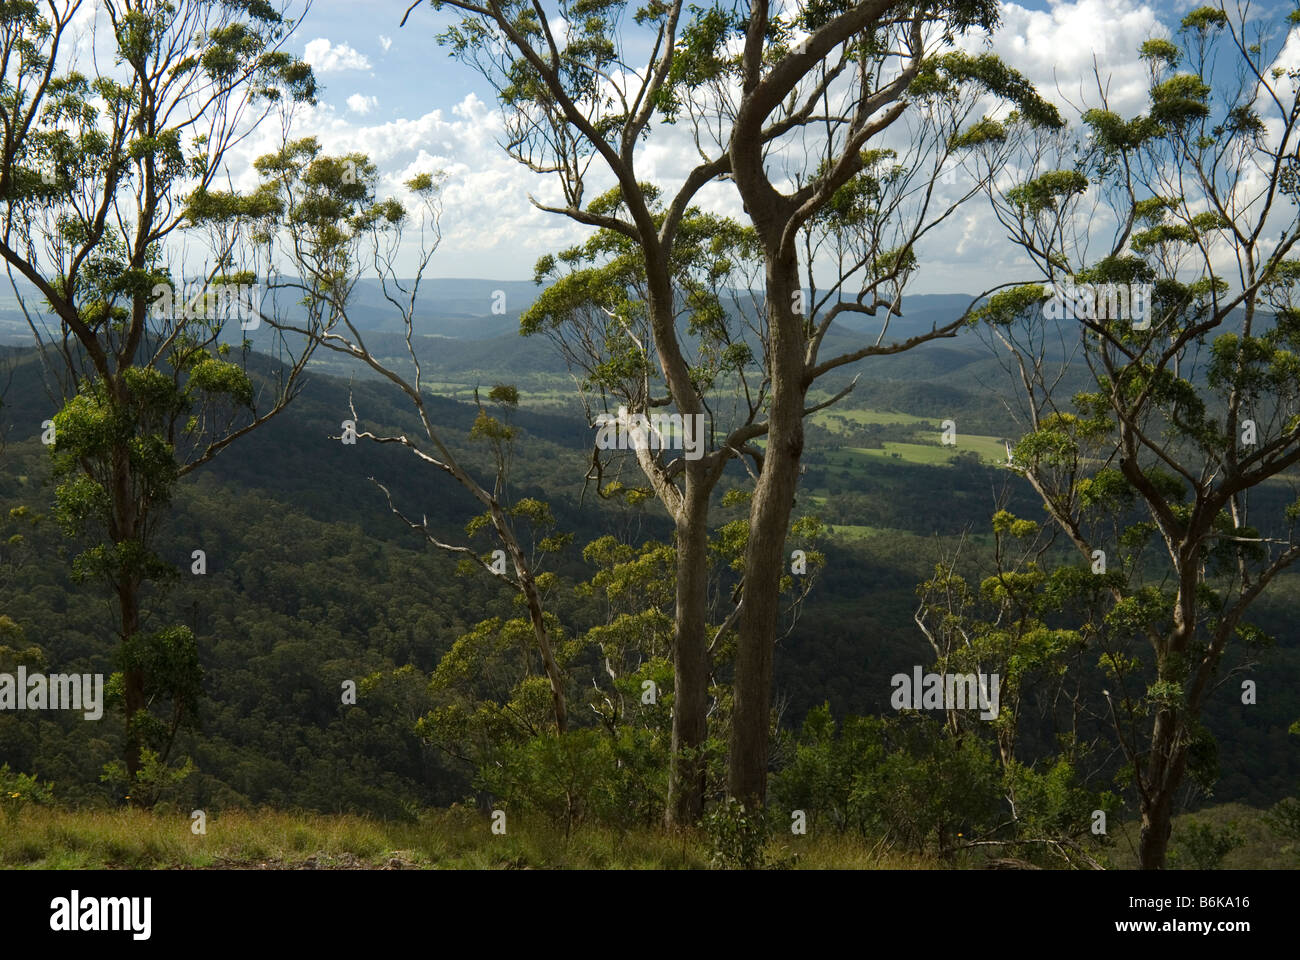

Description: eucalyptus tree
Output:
[251,139,571,734]
[977,2,1300,868]
[0,0,316,789]
[407,0,782,824]
[521,194,776,821]
[652,0,1062,805]
[409,0,1059,818]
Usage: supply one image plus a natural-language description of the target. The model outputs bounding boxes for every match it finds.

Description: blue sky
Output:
[301,0,1072,119]
[212,0,1274,291]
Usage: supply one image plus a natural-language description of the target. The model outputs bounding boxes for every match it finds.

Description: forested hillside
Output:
[4,331,1296,821]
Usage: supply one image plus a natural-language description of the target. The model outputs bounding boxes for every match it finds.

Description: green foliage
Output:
[1180,6,1229,32]
[770,704,884,835]
[3,0,1297,849]
[911,52,1062,129]
[771,706,1005,857]
[1,342,1297,831]
[949,116,1006,149]
[702,797,779,870]
[1004,758,1119,848]
[0,764,55,826]
[522,198,760,402]
[1169,818,1243,869]
[1006,170,1089,215]
[969,284,1048,325]
[1149,73,1212,128]
[1263,797,1300,863]
[117,625,204,744]
[0,619,42,670]
[1139,38,1180,65]
[99,749,196,811]
[477,727,668,832]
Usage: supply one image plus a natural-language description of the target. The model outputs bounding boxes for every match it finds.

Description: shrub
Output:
[1170,819,1243,870]
[0,763,54,825]
[702,798,771,870]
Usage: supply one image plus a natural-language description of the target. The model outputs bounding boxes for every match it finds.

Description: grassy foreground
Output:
[3,802,1292,869]
[0,807,935,870]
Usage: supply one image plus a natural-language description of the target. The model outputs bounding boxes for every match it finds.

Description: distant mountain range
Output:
[0,274,982,342]
[0,276,1000,391]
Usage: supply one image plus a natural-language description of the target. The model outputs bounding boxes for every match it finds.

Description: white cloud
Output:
[979,0,1159,117]
[346,94,378,115]
[379,35,393,53]
[215,92,584,278]
[218,1,1174,285]
[303,38,372,73]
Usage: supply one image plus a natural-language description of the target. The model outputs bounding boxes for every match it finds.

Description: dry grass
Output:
[0,806,936,870]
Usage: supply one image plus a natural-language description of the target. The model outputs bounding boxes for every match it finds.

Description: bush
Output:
[99,749,195,809]
[1264,795,1300,863]
[0,763,54,825]
[771,705,1002,854]
[702,798,771,870]
[1170,819,1243,870]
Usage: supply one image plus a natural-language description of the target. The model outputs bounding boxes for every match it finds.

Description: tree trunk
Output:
[497,502,567,735]
[1137,707,1188,869]
[1138,793,1174,870]
[638,268,715,827]
[521,568,567,735]
[727,245,805,807]
[666,481,710,827]
[120,580,145,788]
[111,424,146,791]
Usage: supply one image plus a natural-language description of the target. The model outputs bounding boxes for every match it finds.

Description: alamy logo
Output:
[0,669,103,720]
[50,891,151,940]
[594,406,706,461]
[150,281,261,329]
[1044,280,1154,329]
[890,668,1001,720]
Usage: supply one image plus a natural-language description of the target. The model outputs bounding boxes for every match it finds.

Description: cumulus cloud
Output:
[979,0,1160,118]
[379,35,393,53]
[217,1,1172,284]
[303,38,371,73]
[215,92,584,277]
[346,94,378,115]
